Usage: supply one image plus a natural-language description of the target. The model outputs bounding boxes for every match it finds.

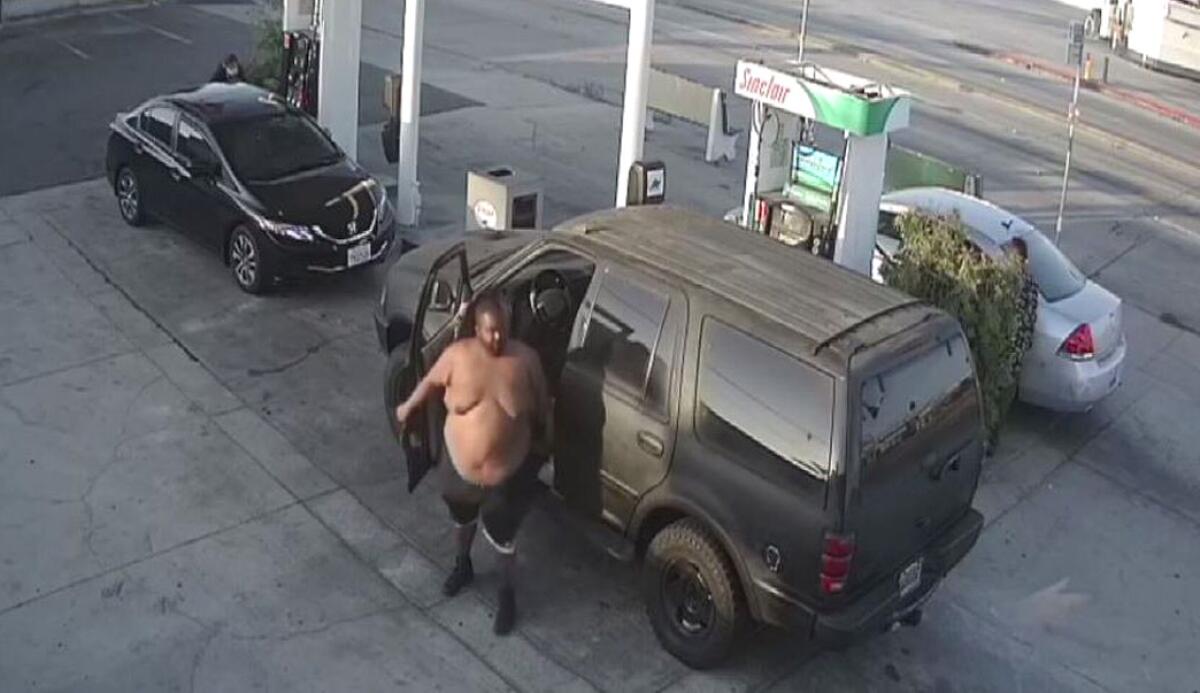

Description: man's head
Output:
[223,54,241,78]
[1007,237,1029,264]
[472,292,509,356]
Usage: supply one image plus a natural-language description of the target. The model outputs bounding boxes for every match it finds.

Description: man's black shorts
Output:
[440,455,543,548]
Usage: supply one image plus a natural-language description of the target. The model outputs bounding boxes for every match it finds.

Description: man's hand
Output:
[394,403,412,431]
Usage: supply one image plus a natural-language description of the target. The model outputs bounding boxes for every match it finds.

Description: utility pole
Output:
[797,0,811,63]
[1056,21,1085,245]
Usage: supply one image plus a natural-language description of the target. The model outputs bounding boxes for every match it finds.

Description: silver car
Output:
[874,188,1125,412]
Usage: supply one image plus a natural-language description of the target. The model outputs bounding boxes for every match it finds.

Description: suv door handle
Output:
[637,431,664,458]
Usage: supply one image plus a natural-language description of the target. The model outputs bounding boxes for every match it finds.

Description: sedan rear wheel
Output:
[116,167,145,227]
[229,227,267,294]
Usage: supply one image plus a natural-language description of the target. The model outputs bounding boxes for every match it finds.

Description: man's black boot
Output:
[493,586,516,636]
[442,555,474,597]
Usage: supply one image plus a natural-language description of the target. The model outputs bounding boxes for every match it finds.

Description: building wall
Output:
[1129,0,1170,59]
[1160,1,1200,70]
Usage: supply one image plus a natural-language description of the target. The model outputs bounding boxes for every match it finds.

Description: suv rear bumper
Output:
[813,508,983,648]
[750,508,983,645]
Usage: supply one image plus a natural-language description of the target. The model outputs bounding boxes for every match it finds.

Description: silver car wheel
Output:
[231,233,257,288]
[117,170,139,221]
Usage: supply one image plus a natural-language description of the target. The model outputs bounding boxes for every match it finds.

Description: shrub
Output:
[881,211,1025,444]
[246,15,285,93]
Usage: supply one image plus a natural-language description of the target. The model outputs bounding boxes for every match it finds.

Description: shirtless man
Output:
[394,292,551,635]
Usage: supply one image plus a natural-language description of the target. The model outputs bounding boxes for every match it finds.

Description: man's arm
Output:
[395,343,456,428]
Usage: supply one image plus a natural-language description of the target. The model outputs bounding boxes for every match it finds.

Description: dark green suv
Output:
[375,206,985,668]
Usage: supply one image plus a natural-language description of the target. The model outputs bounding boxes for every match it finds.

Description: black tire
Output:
[115,166,145,227]
[228,226,267,294]
[383,345,412,439]
[643,518,747,669]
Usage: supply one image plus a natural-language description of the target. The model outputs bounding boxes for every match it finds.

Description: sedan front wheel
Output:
[229,227,268,294]
[115,167,145,227]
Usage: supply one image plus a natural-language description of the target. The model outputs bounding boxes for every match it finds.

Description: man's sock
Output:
[443,522,476,597]
[442,554,474,597]
[494,586,516,635]
[493,549,517,635]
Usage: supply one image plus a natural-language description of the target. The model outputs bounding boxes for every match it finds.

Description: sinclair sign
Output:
[733,60,910,136]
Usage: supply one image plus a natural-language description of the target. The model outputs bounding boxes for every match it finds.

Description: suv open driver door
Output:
[402,243,472,492]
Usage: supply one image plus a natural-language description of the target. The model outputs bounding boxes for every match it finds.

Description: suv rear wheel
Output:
[643,518,746,669]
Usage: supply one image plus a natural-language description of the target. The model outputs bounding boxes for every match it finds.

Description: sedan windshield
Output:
[213,113,341,182]
[1019,230,1087,301]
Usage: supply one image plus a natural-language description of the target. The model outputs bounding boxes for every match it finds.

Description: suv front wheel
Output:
[643,518,747,669]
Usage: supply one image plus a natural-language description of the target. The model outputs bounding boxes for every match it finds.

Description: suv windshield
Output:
[860,334,976,459]
[1018,229,1087,301]
[213,113,341,182]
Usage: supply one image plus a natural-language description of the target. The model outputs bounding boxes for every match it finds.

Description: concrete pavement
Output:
[4,0,1200,691]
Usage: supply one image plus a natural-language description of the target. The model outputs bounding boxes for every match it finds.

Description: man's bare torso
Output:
[441,339,542,487]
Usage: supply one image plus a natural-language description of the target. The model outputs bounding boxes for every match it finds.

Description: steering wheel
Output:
[527,269,574,330]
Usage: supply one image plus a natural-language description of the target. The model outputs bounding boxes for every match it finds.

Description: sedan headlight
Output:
[260,218,316,242]
[376,195,393,226]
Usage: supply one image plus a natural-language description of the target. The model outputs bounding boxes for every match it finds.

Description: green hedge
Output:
[246,16,284,93]
[881,211,1024,443]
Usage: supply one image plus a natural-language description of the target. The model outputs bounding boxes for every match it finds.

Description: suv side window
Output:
[576,267,677,416]
[696,318,834,478]
[140,106,177,148]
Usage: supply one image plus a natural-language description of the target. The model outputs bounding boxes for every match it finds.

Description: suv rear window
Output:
[860,334,975,459]
[696,319,834,478]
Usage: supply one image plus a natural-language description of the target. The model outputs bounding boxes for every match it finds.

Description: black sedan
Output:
[105,83,395,293]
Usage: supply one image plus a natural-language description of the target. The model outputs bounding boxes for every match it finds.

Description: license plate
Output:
[347,242,371,268]
[898,558,923,597]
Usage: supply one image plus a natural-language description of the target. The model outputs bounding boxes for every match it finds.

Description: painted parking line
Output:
[112,11,193,45]
[51,38,92,61]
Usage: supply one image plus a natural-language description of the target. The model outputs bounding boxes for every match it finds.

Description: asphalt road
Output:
[0,2,476,196]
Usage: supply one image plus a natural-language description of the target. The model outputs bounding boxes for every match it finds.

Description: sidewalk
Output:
[0,203,523,691]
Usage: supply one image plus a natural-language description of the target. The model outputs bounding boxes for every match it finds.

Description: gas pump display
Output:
[786,144,842,213]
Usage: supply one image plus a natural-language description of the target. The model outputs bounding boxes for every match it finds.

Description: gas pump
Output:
[734,60,911,276]
[281,29,320,116]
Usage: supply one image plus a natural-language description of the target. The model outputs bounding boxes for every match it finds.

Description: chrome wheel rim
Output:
[231,233,257,287]
[117,171,138,220]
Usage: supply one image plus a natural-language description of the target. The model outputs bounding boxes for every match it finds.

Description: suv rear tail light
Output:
[1059,324,1095,361]
[820,532,856,595]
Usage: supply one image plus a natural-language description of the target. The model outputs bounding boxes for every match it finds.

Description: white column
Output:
[396,0,426,226]
[317,0,363,160]
[615,0,654,207]
[833,132,888,275]
[740,103,762,229]
[282,0,311,32]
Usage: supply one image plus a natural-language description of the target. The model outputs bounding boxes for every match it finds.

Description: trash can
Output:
[465,167,543,232]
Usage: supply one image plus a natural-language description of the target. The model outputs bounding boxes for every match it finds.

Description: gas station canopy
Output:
[734,60,912,276]
[733,61,911,137]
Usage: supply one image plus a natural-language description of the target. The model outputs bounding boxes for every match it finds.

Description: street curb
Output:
[995,50,1200,131]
